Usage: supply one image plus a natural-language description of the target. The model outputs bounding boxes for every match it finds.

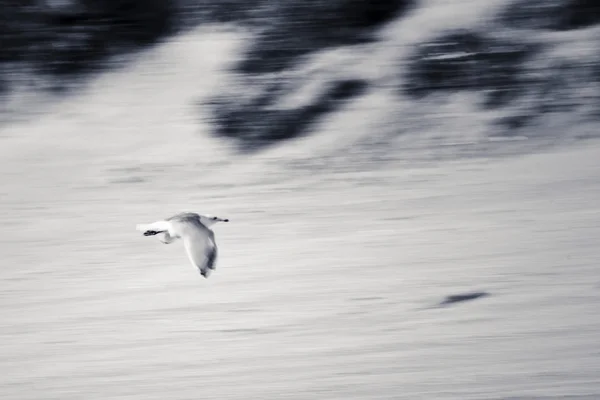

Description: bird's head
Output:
[199,214,229,227]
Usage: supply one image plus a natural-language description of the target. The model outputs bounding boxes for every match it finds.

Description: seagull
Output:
[136,212,229,278]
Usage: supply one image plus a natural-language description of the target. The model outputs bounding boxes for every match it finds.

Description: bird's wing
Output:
[136,220,171,234]
[136,220,175,243]
[180,220,218,277]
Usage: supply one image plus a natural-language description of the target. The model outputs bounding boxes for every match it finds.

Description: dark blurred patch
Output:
[497,58,600,132]
[176,0,265,29]
[0,0,38,63]
[0,0,176,80]
[500,0,600,31]
[439,291,489,306]
[236,0,416,74]
[79,0,174,46]
[205,78,368,151]
[494,113,533,131]
[534,60,600,115]
[403,30,540,109]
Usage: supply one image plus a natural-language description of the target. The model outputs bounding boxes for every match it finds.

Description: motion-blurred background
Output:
[1,0,600,399]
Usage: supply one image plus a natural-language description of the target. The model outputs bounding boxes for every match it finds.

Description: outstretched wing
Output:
[136,220,174,243]
[136,220,171,234]
[180,220,218,278]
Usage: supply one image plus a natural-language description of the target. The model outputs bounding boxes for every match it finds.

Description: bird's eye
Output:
[212,217,217,220]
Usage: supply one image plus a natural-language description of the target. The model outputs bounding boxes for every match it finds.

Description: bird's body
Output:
[136,212,229,278]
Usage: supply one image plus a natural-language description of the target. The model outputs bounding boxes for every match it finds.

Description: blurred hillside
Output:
[203,0,600,151]
[0,0,409,84]
[1,0,599,152]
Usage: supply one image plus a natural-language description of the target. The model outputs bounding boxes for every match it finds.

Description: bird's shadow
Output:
[417,291,491,311]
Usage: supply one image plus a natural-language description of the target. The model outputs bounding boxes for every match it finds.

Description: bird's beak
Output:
[220,218,229,222]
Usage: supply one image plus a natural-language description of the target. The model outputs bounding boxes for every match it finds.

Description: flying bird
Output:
[136,212,229,278]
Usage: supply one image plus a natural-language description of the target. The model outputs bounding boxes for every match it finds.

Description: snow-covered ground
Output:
[1,5,600,399]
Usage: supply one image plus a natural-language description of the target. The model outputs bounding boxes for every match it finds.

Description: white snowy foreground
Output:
[2,131,599,399]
